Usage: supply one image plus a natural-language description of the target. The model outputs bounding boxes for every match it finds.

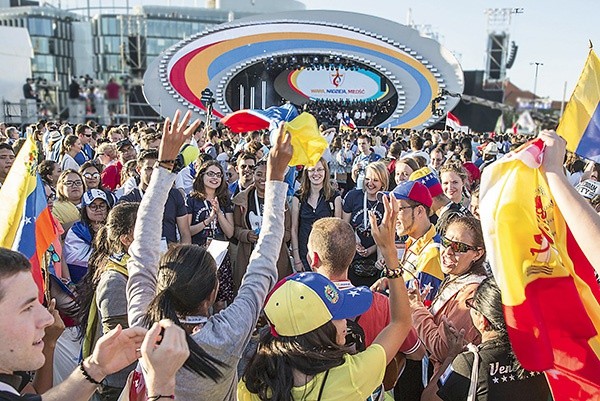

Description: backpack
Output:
[345,315,366,352]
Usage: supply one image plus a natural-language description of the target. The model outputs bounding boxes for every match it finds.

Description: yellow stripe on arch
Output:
[178,31,438,126]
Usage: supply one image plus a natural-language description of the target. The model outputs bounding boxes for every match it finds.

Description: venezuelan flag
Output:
[0,136,57,301]
[556,49,600,162]
[480,140,600,400]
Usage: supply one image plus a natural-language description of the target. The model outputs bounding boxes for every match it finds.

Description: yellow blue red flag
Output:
[0,136,57,301]
[556,49,600,162]
[480,140,600,400]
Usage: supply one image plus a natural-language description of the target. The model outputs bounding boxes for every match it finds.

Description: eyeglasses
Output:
[441,237,480,253]
[64,180,83,187]
[46,193,56,202]
[239,164,255,171]
[87,203,107,211]
[83,172,100,180]
[465,297,476,309]
[307,168,325,174]
[205,171,223,178]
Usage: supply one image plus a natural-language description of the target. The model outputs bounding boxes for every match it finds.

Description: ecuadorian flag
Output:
[480,140,600,400]
[0,136,57,301]
[557,49,600,162]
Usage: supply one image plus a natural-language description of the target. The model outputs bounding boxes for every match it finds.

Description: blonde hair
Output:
[363,161,389,192]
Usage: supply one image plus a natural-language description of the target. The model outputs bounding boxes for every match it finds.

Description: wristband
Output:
[148,396,175,401]
[79,361,102,386]
[383,266,404,279]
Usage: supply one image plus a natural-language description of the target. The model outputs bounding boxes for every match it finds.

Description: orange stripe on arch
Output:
[170,31,438,126]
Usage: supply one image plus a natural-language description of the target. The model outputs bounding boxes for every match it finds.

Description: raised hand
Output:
[88,325,147,378]
[159,110,201,162]
[141,320,190,396]
[369,194,398,253]
[442,316,465,357]
[538,130,567,176]
[267,123,293,182]
[43,298,65,347]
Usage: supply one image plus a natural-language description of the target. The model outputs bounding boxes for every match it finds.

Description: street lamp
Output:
[530,62,543,111]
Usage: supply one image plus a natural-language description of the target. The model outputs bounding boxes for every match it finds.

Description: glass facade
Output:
[0,8,76,114]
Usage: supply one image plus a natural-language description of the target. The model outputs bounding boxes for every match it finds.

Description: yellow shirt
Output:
[238,343,386,401]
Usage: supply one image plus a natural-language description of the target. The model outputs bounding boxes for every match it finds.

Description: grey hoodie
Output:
[127,167,286,400]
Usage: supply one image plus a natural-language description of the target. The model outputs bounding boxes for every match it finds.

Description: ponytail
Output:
[143,288,225,381]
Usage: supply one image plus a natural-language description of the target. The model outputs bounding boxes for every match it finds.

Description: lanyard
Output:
[254,189,262,219]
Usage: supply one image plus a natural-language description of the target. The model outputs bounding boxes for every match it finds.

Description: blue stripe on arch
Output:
[206,39,433,125]
[576,102,600,161]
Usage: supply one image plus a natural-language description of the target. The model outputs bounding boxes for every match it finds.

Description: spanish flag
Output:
[0,136,57,301]
[556,48,600,162]
[479,140,600,400]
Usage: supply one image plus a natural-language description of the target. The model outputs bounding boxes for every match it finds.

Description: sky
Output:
[300,0,600,101]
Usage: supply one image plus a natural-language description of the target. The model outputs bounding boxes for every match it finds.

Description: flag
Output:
[479,140,600,400]
[515,111,537,134]
[0,136,57,301]
[339,116,357,131]
[284,113,328,167]
[220,103,299,133]
[556,49,600,162]
[445,112,469,134]
[494,114,505,135]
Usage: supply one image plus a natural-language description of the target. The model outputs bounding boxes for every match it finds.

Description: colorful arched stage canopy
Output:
[143,10,464,130]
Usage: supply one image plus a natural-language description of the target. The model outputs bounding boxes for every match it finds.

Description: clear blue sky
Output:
[301,0,599,101]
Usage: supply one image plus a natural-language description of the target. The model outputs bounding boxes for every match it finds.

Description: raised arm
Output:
[127,110,200,327]
[539,130,600,274]
[369,195,412,364]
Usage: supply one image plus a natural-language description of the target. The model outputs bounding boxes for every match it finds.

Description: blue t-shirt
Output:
[186,195,233,246]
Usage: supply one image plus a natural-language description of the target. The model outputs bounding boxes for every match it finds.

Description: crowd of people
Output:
[1,104,600,401]
[303,99,396,127]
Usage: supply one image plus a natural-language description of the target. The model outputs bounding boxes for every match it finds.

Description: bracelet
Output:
[157,159,176,164]
[79,361,102,386]
[383,266,404,279]
[148,396,175,401]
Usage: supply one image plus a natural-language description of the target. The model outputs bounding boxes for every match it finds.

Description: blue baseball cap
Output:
[264,272,373,337]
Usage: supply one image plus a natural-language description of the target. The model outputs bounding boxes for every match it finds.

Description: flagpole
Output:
[560,81,567,119]
[43,250,50,304]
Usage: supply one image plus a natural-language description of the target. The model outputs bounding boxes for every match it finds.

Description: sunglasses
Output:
[465,297,476,309]
[83,172,100,180]
[441,237,480,253]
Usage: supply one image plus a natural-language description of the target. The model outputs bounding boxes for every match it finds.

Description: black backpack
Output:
[345,315,366,352]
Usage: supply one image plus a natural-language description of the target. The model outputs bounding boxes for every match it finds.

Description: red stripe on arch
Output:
[169,42,224,117]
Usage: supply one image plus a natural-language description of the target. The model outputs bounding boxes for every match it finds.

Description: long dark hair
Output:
[471,278,528,378]
[77,202,139,338]
[190,160,231,209]
[79,161,106,191]
[142,244,225,381]
[243,322,349,401]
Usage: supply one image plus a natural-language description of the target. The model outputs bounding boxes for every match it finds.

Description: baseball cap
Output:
[377,180,433,208]
[116,138,133,151]
[484,142,499,155]
[47,130,62,143]
[264,272,373,337]
[82,189,108,207]
[409,167,443,198]
[576,179,600,200]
